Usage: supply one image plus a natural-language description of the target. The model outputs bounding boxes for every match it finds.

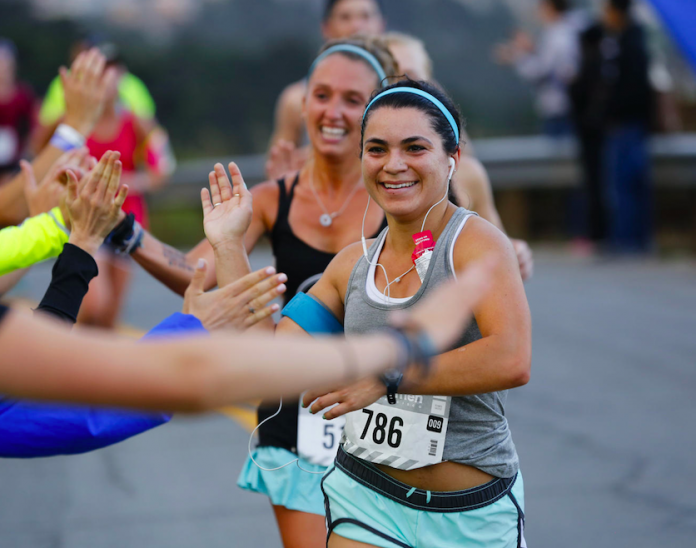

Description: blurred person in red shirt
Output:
[0,39,36,184]
[78,45,175,329]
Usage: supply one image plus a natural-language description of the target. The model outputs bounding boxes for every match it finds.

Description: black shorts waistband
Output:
[335,446,516,513]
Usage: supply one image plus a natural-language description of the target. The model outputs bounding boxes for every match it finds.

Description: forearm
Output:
[34,243,99,324]
[0,311,398,412]
[213,238,252,288]
[401,335,531,397]
[214,238,277,332]
[0,207,69,276]
[131,233,209,296]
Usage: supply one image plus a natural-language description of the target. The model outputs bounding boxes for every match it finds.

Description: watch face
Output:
[383,371,403,384]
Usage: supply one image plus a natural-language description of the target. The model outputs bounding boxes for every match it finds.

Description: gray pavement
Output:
[3,246,696,548]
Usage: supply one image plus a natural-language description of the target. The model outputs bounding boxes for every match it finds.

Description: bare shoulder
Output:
[250,178,282,228]
[308,241,366,320]
[453,214,515,269]
[324,241,366,286]
[251,172,302,229]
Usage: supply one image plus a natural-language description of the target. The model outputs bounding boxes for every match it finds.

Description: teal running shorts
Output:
[321,447,526,548]
[237,446,327,516]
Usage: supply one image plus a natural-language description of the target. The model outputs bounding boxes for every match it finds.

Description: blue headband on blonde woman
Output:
[363,87,460,144]
[308,44,387,86]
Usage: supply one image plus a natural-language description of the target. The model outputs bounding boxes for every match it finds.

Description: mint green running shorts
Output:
[321,448,526,548]
[238,446,327,516]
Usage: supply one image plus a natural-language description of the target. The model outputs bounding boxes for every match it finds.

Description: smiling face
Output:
[304,54,381,161]
[362,106,458,221]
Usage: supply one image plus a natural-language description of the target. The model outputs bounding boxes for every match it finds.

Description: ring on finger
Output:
[248,306,256,314]
[214,202,222,207]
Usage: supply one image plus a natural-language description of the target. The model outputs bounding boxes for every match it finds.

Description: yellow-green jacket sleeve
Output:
[0,208,69,276]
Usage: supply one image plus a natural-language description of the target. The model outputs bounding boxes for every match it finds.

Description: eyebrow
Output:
[364,136,433,146]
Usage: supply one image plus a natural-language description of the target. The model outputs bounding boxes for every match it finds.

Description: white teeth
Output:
[321,126,347,138]
[383,182,416,189]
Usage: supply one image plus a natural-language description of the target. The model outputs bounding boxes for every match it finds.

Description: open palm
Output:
[201,162,253,248]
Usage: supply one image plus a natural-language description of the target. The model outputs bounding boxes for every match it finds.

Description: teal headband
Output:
[362,88,460,144]
[308,44,387,86]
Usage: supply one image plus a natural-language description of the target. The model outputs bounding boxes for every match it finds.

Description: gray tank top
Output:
[343,207,519,478]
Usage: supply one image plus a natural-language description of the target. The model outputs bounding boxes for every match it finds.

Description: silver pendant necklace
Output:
[308,165,362,227]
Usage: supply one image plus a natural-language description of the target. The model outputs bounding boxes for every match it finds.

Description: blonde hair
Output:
[317,35,399,84]
[383,31,433,81]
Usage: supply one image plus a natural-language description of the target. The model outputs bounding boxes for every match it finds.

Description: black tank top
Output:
[257,175,385,451]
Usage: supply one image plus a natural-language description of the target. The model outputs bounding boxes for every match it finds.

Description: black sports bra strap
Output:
[273,174,301,237]
[287,173,300,202]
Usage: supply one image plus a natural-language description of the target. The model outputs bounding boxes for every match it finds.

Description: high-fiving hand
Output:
[201,162,253,250]
[61,48,117,137]
[65,151,129,256]
[20,148,95,218]
[183,259,287,331]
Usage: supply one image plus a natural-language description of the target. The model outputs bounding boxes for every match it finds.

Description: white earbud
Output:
[448,157,456,181]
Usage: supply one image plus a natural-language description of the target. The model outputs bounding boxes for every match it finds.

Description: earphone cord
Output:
[361,175,452,302]
[247,398,326,475]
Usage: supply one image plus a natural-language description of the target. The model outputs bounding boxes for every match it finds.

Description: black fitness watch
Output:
[380,370,404,404]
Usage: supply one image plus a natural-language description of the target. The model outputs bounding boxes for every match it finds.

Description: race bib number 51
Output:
[297,399,345,467]
[343,395,451,470]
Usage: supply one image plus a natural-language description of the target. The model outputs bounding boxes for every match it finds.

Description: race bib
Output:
[343,394,450,470]
[297,398,345,467]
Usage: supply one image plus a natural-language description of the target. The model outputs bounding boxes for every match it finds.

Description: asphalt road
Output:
[2,245,696,548]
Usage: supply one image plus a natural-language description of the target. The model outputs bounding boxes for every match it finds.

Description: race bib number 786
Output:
[343,394,451,470]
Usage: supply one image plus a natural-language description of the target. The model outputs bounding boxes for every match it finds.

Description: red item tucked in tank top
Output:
[87,112,148,228]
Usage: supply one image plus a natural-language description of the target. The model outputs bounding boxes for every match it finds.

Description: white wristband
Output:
[56,124,86,147]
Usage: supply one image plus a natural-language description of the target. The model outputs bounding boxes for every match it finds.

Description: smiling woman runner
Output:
[287,80,531,548]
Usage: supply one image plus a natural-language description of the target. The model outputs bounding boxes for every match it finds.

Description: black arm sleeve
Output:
[34,244,99,324]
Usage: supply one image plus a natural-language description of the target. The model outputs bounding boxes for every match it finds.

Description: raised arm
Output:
[117,160,267,297]
[0,49,114,226]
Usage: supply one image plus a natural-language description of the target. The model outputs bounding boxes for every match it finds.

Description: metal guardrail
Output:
[160,133,696,203]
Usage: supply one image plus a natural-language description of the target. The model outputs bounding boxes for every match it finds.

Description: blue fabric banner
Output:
[648,0,696,73]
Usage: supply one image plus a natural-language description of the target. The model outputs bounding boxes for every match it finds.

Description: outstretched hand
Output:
[182,259,287,331]
[61,48,117,137]
[302,256,498,419]
[201,162,253,249]
[21,148,94,218]
[265,139,309,180]
[65,151,129,256]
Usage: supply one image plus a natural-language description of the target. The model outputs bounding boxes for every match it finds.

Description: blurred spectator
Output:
[495,0,579,137]
[569,17,608,249]
[571,0,653,253]
[0,39,36,183]
[601,0,653,252]
[32,40,155,152]
[266,0,385,178]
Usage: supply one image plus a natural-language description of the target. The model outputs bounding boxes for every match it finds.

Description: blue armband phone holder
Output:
[281,292,343,335]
